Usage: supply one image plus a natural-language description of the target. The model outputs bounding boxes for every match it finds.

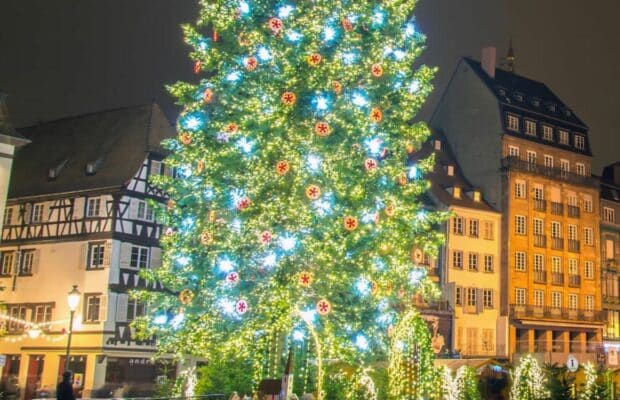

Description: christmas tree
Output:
[137,0,444,397]
[510,355,550,400]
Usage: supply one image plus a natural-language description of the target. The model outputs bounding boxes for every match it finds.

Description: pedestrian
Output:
[229,392,240,400]
[56,371,75,400]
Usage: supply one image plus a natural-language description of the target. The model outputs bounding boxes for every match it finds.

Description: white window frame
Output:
[3,207,13,226]
[88,242,106,269]
[515,180,527,199]
[558,130,569,145]
[526,150,537,165]
[560,159,570,173]
[584,295,594,311]
[469,219,479,237]
[150,160,162,176]
[584,228,594,246]
[603,207,616,224]
[31,203,44,223]
[568,259,578,275]
[515,251,527,271]
[483,289,494,308]
[533,290,545,307]
[542,125,553,141]
[136,200,154,222]
[551,221,562,238]
[468,253,479,271]
[533,186,544,200]
[585,261,594,279]
[515,288,526,305]
[584,196,593,213]
[568,294,578,310]
[20,250,35,275]
[1,251,14,276]
[575,135,585,150]
[509,146,520,158]
[467,288,477,307]
[534,254,544,271]
[576,163,586,176]
[507,114,519,132]
[515,215,527,235]
[453,250,463,269]
[453,217,464,235]
[130,245,150,269]
[86,197,101,218]
[568,224,578,240]
[552,292,562,309]
[127,299,146,322]
[544,155,554,168]
[484,255,494,273]
[533,218,544,236]
[33,305,52,324]
[524,119,537,136]
[551,256,562,273]
[483,221,494,240]
[85,295,101,322]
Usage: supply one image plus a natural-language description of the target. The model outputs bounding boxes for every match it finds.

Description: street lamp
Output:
[65,285,81,372]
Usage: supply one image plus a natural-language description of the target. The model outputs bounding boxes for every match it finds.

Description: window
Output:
[33,305,52,324]
[575,135,585,150]
[453,251,463,269]
[7,306,26,332]
[453,186,461,199]
[568,224,578,240]
[533,218,544,236]
[584,295,594,311]
[88,242,106,269]
[484,255,494,273]
[453,217,464,235]
[515,251,527,271]
[534,290,545,306]
[455,287,463,306]
[515,180,527,199]
[31,203,45,223]
[507,114,519,131]
[468,253,479,271]
[20,250,35,275]
[559,130,569,145]
[607,239,616,260]
[509,146,520,158]
[86,197,101,218]
[526,150,537,166]
[469,219,479,237]
[552,292,562,308]
[603,207,616,224]
[483,221,494,240]
[130,246,149,269]
[534,254,544,271]
[515,215,527,235]
[544,155,553,168]
[585,261,594,279]
[576,163,586,176]
[84,295,101,322]
[525,120,537,136]
[473,191,481,202]
[446,165,454,176]
[137,201,154,221]
[467,288,477,307]
[560,159,570,173]
[542,125,553,141]
[569,259,578,275]
[551,222,562,238]
[1,252,14,276]
[483,289,494,308]
[584,228,593,246]
[515,288,526,305]
[3,207,13,226]
[568,294,578,310]
[533,186,544,200]
[150,160,162,176]
[127,299,146,322]
[434,140,442,150]
[567,193,578,207]
[551,257,562,273]
[584,195,593,213]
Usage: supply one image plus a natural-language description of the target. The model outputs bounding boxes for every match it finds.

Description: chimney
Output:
[481,47,497,78]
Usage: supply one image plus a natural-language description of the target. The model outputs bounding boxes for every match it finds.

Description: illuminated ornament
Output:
[286,30,302,42]
[226,272,240,285]
[236,197,251,210]
[238,0,250,16]
[307,53,322,67]
[387,325,394,337]
[277,4,294,18]
[316,299,331,315]
[412,248,424,264]
[259,230,272,244]
[165,227,175,236]
[236,299,248,315]
[314,121,331,137]
[200,231,213,245]
[322,26,337,43]
[245,56,258,71]
[406,143,416,154]
[179,289,194,305]
[385,203,395,217]
[276,160,290,176]
[370,108,383,122]
[193,60,202,74]
[379,243,392,255]
[344,215,358,231]
[355,334,369,351]
[196,160,205,174]
[212,30,219,42]
[203,88,214,103]
[281,91,297,106]
[226,123,239,133]
[209,210,217,222]
[351,90,369,107]
[398,173,408,186]
[268,17,283,34]
[179,133,192,145]
[332,80,342,95]
[371,63,384,77]
[299,271,313,287]
[279,235,297,251]
[167,200,175,211]
[305,184,321,200]
[371,281,379,295]
[364,158,377,171]
[341,18,353,32]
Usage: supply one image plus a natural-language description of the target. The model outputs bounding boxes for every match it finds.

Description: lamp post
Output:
[65,285,81,372]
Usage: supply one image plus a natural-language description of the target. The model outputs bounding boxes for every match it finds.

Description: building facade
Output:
[601,163,620,363]
[430,49,604,363]
[0,104,175,399]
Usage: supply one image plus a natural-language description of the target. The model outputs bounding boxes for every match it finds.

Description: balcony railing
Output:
[569,274,581,287]
[568,205,581,218]
[534,235,547,248]
[568,239,581,253]
[551,237,564,250]
[551,202,564,216]
[502,157,598,187]
[534,270,547,284]
[534,199,547,212]
[510,304,605,322]
[551,272,565,285]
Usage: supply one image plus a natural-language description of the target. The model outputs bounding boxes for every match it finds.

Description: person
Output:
[56,371,75,400]
[229,392,241,400]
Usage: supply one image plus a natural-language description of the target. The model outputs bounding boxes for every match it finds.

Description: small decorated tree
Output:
[510,355,549,400]
[441,366,481,400]
[577,362,609,400]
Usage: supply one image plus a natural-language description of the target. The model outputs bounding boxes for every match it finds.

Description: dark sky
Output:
[1,0,618,172]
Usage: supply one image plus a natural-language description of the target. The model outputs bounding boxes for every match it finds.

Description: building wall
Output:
[601,195,620,345]
[0,142,16,232]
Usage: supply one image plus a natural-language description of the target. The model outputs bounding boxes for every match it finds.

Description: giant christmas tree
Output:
[138,0,445,398]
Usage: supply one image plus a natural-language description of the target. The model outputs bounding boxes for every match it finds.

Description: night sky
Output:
[1,0,618,172]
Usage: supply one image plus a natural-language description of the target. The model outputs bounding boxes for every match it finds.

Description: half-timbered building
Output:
[0,103,175,399]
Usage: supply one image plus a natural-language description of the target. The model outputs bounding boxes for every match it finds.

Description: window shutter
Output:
[116,294,128,322]
[150,247,162,269]
[607,240,615,260]
[31,250,41,274]
[103,241,112,268]
[78,243,88,270]
[444,282,455,307]
[119,242,131,268]
[73,197,85,220]
[23,204,32,224]
[477,288,484,314]
[42,203,49,222]
[99,295,108,322]
[128,199,138,220]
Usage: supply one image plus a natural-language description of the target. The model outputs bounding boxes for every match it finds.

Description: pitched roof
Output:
[601,162,620,203]
[0,92,31,146]
[463,57,588,129]
[9,103,175,199]
[411,132,497,213]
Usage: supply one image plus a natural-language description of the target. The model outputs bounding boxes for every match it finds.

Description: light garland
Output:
[510,354,549,400]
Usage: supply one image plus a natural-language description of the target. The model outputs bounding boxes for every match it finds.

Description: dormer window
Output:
[446,165,454,176]
[575,135,585,150]
[558,129,569,145]
[564,109,572,117]
[542,125,553,141]
[547,103,556,112]
[531,98,540,107]
[498,88,507,97]
[507,114,519,132]
[453,186,461,199]
[473,191,481,202]
[524,120,537,136]
[434,139,442,151]
[150,160,162,176]
[513,92,524,102]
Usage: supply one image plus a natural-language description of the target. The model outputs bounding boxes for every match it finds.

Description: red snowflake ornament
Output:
[314,121,331,137]
[276,160,290,176]
[236,197,251,210]
[364,158,378,171]
[371,63,384,78]
[332,80,343,95]
[260,230,273,244]
[193,61,202,74]
[203,88,214,104]
[268,17,283,34]
[299,271,313,287]
[227,272,240,285]
[236,299,248,315]
[281,91,297,106]
[245,56,258,71]
[316,299,331,315]
[226,123,239,133]
[341,18,353,32]
[179,133,192,145]
[343,215,358,231]
[307,53,322,67]
[305,184,321,200]
[370,107,383,123]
